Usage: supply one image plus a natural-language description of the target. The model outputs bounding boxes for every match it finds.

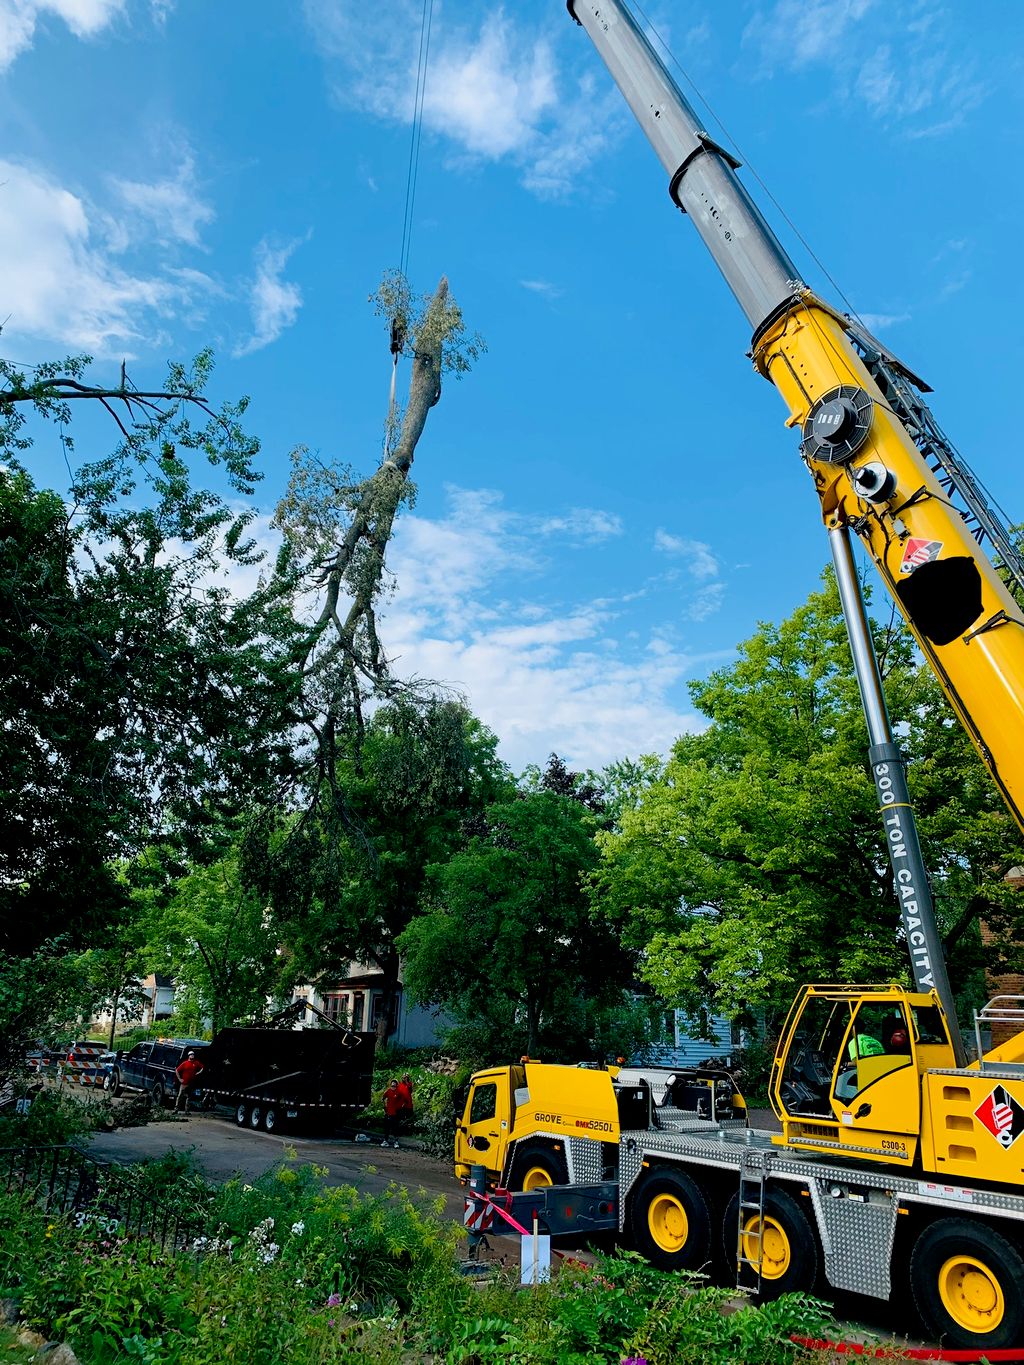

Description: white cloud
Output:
[301,2,615,197]
[234,237,306,357]
[653,529,719,582]
[111,156,214,248]
[520,278,563,300]
[538,508,622,543]
[189,484,721,771]
[744,1,988,136]
[0,158,189,353]
[857,311,910,332]
[0,0,127,71]
[378,486,718,769]
[743,0,875,71]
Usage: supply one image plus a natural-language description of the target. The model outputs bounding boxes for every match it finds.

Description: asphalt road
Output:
[85,1111,466,1218]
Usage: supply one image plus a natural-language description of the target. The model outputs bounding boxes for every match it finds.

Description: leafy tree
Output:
[520,753,608,816]
[143,850,281,1037]
[249,699,511,1040]
[399,789,634,1058]
[0,941,97,1084]
[589,570,1024,1041]
[0,352,303,956]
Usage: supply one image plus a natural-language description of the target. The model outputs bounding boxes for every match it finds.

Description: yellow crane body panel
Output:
[754,301,1024,831]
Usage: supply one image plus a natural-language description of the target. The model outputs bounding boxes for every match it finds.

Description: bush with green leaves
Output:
[0,1087,115,1147]
[0,1154,840,1364]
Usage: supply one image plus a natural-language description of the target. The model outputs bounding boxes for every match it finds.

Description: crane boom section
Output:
[570,0,1024,833]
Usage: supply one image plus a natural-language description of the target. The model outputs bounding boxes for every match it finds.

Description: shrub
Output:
[0,1087,113,1147]
[0,1158,839,1364]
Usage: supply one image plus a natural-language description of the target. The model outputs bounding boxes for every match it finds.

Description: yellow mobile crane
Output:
[456,3,1024,1351]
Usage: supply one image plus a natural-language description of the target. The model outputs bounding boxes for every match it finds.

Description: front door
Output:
[455,1071,510,1180]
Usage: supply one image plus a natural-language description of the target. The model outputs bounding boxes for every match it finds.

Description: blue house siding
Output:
[644,1011,734,1068]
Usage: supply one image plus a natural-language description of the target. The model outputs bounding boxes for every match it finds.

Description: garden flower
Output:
[326,1293,342,1308]
[290,1220,305,1236]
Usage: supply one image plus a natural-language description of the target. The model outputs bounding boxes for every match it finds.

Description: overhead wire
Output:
[626,0,865,330]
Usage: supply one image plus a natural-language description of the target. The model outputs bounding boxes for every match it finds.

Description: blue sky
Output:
[4,0,1023,773]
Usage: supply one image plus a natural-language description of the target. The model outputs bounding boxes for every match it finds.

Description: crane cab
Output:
[770,984,957,1167]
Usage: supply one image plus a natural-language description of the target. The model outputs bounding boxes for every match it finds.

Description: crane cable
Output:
[400,0,434,282]
[627,0,864,329]
[386,0,434,432]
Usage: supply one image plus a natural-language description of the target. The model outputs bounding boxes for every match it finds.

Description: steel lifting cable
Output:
[399,0,434,281]
[387,0,434,431]
[627,0,863,329]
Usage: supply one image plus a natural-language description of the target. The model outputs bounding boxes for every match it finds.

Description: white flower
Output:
[290,1221,305,1236]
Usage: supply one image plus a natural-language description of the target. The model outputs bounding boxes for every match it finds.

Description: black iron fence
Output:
[0,1144,200,1254]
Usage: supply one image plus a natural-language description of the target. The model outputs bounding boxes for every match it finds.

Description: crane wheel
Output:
[508,1142,567,1191]
[629,1167,711,1273]
[722,1188,819,1299]
[910,1217,1024,1350]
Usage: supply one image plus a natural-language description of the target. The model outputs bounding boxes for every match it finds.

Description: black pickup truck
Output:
[106,1038,208,1105]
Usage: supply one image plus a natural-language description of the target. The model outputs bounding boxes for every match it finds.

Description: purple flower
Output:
[622,1358,649,1365]
[326,1293,342,1308]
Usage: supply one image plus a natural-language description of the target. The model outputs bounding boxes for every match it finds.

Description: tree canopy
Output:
[589,571,1024,1039]
[399,787,635,1059]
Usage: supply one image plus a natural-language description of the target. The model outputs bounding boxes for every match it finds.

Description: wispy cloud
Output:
[383,487,714,768]
[110,156,214,248]
[744,0,875,70]
[654,529,719,582]
[0,0,126,71]
[743,0,989,136]
[0,157,196,354]
[234,237,306,357]
[538,508,622,543]
[206,484,721,770]
[857,311,910,332]
[301,3,618,197]
[520,278,563,300]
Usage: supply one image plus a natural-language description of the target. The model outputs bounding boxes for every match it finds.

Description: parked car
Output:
[105,1039,208,1106]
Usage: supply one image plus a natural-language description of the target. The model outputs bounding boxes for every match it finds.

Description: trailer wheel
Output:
[910,1217,1024,1350]
[630,1167,711,1273]
[249,1105,262,1129]
[264,1107,282,1134]
[509,1142,568,1191]
[234,1102,248,1127]
[722,1188,819,1299]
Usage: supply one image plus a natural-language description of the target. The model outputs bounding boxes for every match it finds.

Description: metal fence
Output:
[0,1144,200,1254]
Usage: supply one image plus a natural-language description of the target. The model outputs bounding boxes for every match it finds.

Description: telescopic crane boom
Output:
[569,0,1024,1056]
[567,0,1024,829]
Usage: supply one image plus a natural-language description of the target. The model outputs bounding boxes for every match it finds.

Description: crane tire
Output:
[910,1217,1024,1351]
[722,1187,819,1300]
[630,1166,712,1273]
[508,1142,567,1192]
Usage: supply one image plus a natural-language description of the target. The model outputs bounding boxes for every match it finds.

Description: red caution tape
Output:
[792,1334,1024,1361]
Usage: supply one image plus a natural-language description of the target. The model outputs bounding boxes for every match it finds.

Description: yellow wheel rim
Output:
[938,1254,1005,1334]
[648,1193,689,1254]
[741,1214,791,1280]
[522,1165,553,1191]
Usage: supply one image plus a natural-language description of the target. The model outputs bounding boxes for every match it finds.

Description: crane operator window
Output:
[834,1003,913,1103]
[470,1083,497,1125]
[779,998,852,1116]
